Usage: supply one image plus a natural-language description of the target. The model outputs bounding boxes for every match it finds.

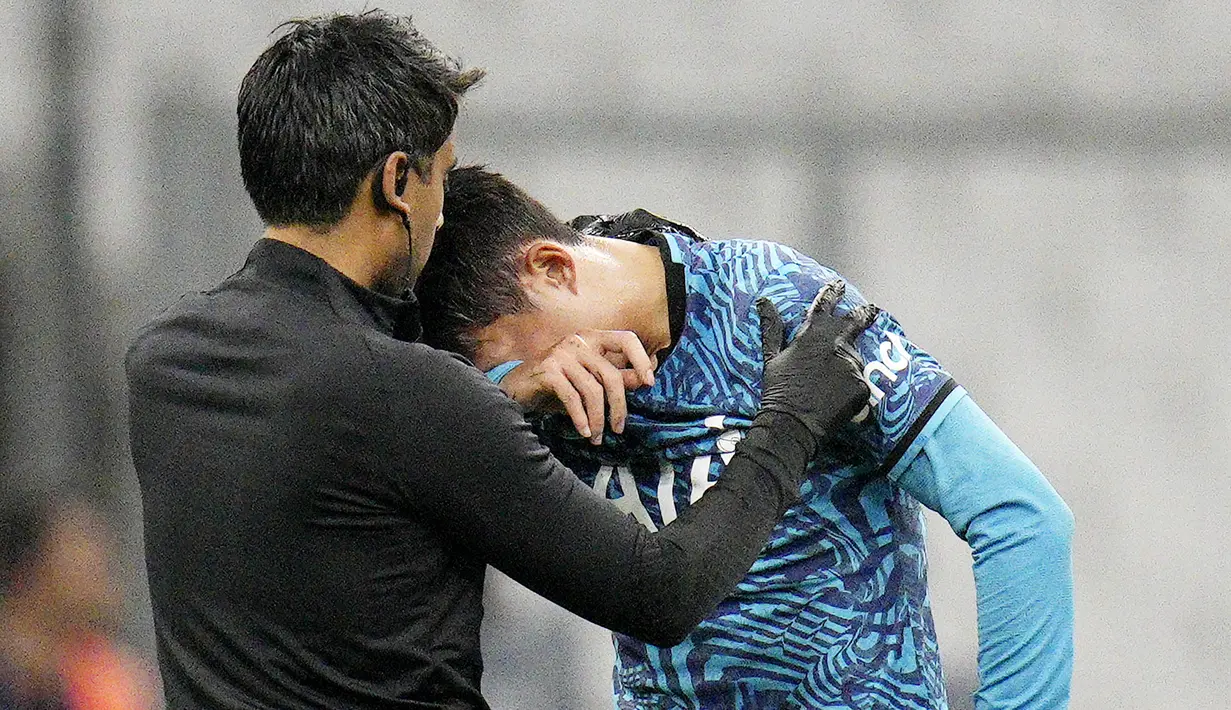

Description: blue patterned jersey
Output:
[534,214,961,709]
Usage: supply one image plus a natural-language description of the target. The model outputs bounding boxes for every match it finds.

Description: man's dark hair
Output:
[416,166,584,357]
[238,10,484,227]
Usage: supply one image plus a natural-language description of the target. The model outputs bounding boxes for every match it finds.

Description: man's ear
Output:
[521,241,578,295]
[374,151,414,215]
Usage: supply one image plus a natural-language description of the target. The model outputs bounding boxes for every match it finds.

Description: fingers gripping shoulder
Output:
[749,251,956,467]
[753,257,872,341]
[746,248,906,380]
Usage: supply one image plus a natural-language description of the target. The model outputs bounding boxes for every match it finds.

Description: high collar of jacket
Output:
[243,238,423,342]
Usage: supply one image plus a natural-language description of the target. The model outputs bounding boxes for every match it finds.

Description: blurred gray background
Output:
[2,1,1228,708]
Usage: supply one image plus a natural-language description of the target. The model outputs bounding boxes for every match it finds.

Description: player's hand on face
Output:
[498,330,657,445]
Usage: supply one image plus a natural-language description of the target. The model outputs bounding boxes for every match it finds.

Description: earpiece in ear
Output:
[395,165,413,239]
[394,165,410,197]
[372,152,411,213]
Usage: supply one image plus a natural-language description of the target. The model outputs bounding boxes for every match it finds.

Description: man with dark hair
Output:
[236,11,484,286]
[416,167,1075,709]
[126,11,879,709]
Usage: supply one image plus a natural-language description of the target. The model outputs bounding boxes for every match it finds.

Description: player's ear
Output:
[521,240,578,295]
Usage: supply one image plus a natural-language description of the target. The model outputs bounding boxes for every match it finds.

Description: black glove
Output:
[755,280,879,445]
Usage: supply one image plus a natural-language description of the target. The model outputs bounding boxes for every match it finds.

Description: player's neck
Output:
[590,239,672,356]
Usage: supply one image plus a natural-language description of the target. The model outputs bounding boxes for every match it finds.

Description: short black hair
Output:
[238,10,484,227]
[416,166,583,357]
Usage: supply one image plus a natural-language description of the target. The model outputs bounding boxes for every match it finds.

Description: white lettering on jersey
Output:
[688,456,713,504]
[593,415,745,529]
[854,331,911,421]
[716,430,741,465]
[593,464,658,531]
[688,416,743,504]
[657,459,678,524]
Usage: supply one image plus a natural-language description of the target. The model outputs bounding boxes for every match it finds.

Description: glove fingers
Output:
[834,304,881,367]
[810,279,846,318]
[756,297,786,363]
[797,280,847,343]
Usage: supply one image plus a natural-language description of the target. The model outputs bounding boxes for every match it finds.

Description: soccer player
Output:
[416,167,1076,709]
[125,12,880,709]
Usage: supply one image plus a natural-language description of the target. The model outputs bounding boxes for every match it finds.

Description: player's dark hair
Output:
[238,10,484,227]
[416,166,584,357]
[0,494,50,602]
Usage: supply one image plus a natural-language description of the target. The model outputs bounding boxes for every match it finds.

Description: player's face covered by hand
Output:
[470,241,623,371]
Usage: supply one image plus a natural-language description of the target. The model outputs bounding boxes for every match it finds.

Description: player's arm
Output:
[757,244,1072,707]
[375,285,875,647]
[894,394,1074,709]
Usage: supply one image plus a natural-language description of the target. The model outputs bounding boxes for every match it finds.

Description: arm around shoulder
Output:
[368,343,806,647]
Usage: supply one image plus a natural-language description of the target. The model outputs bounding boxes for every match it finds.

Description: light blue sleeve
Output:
[484,360,523,385]
[894,392,1074,710]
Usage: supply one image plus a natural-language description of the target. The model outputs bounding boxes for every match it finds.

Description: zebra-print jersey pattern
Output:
[537,226,956,709]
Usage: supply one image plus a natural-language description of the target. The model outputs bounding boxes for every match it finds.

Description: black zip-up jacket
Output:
[126,239,814,709]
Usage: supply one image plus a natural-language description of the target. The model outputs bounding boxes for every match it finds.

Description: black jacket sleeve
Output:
[373,343,813,647]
